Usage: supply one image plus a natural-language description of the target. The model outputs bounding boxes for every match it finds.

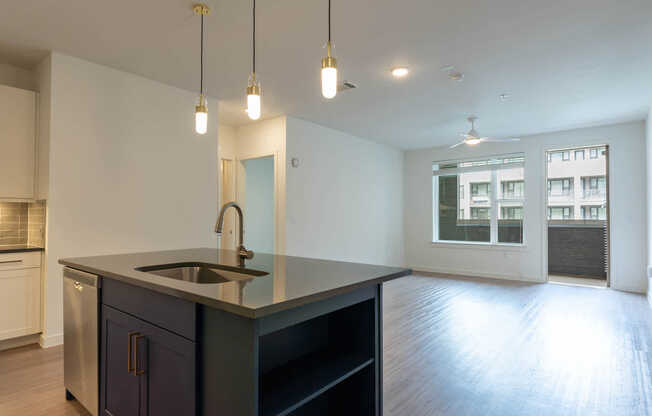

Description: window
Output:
[581,176,606,198]
[590,148,599,159]
[562,151,570,161]
[433,154,525,245]
[548,206,573,220]
[549,151,570,162]
[501,180,524,198]
[548,178,573,196]
[581,205,606,220]
[574,150,585,160]
[501,206,523,219]
[471,182,491,199]
[471,207,490,219]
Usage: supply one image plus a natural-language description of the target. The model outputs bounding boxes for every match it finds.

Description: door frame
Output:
[542,144,611,287]
[235,151,284,255]
[219,158,237,250]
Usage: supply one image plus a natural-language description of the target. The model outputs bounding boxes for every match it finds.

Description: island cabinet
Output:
[98,276,384,415]
[201,284,383,416]
[100,279,197,416]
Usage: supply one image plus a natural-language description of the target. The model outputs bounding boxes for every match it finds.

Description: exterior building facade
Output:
[546,146,607,220]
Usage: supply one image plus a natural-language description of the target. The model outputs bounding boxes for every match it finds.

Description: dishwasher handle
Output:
[63,267,101,288]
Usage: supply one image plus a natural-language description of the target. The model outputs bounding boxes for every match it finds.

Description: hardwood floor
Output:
[0,343,89,415]
[1,274,651,415]
[384,274,652,416]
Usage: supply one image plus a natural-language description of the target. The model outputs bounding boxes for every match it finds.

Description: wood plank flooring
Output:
[1,274,651,415]
[384,275,652,415]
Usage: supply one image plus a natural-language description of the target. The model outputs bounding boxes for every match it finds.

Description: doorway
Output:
[545,145,609,288]
[220,159,236,250]
[237,155,275,254]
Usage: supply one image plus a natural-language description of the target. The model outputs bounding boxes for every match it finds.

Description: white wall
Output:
[42,53,218,345]
[243,157,275,253]
[285,117,405,266]
[0,62,35,91]
[405,121,647,293]
[646,109,652,304]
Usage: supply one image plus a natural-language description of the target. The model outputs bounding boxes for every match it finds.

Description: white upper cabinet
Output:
[0,84,37,199]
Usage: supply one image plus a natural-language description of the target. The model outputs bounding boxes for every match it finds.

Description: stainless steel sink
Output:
[136,262,268,284]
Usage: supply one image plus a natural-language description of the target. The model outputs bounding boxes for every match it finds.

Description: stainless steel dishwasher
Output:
[63,267,100,416]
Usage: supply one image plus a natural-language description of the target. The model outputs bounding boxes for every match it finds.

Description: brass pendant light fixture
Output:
[193,3,210,134]
[246,0,261,120]
[321,0,337,99]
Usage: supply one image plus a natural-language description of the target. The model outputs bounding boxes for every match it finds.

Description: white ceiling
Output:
[1,0,651,149]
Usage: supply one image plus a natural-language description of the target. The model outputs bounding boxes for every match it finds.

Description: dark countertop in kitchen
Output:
[59,248,411,318]
[0,244,45,254]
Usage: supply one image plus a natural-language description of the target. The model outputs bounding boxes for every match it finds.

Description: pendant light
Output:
[193,3,210,134]
[246,0,261,120]
[321,0,337,99]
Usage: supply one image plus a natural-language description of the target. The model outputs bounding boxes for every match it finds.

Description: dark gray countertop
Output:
[59,248,411,318]
[0,244,45,254]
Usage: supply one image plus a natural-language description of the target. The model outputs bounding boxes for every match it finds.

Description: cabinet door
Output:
[0,266,40,340]
[0,84,36,199]
[100,306,141,416]
[136,318,196,416]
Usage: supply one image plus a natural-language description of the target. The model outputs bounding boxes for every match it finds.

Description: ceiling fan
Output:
[449,116,520,148]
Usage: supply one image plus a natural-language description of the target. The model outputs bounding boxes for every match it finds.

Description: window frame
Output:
[432,153,526,247]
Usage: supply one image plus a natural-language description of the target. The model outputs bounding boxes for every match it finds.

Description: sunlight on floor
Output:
[548,275,607,288]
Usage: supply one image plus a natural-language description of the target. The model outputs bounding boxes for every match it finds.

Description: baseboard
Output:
[39,332,63,348]
[0,333,42,352]
[410,265,543,284]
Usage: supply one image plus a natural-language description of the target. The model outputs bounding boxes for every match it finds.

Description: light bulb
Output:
[247,93,261,120]
[246,76,261,120]
[195,95,208,134]
[321,66,337,99]
[466,138,481,145]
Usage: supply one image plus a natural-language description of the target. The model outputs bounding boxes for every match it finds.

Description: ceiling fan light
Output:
[466,138,482,145]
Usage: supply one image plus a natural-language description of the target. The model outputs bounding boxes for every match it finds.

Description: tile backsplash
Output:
[0,201,46,247]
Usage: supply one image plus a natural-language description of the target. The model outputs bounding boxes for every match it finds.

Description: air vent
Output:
[337,81,357,92]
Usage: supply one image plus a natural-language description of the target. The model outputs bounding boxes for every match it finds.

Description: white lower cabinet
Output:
[0,252,41,340]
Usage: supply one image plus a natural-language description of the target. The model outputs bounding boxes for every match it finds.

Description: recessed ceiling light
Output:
[391,67,409,78]
[499,93,511,102]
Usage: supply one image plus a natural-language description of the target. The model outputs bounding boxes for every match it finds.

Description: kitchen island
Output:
[59,248,411,416]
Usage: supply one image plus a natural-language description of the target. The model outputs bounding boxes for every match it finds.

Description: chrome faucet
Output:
[215,202,254,265]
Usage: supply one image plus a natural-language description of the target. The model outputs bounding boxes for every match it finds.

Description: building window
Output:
[501,206,523,219]
[590,148,599,159]
[574,150,585,160]
[433,154,525,245]
[471,207,490,219]
[581,205,606,220]
[548,206,573,220]
[562,151,570,161]
[548,178,573,196]
[581,176,606,198]
[501,180,524,198]
[471,182,491,198]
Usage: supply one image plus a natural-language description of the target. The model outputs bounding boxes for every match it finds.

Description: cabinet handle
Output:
[128,332,139,374]
[134,335,146,376]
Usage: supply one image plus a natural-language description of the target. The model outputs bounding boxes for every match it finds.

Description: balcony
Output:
[581,189,606,200]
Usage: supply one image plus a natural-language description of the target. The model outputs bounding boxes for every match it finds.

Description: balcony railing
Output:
[582,189,606,199]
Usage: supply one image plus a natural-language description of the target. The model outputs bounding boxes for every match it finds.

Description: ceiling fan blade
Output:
[482,137,520,142]
[449,141,466,149]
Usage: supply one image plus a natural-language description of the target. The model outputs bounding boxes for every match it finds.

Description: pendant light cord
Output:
[328,0,331,43]
[252,0,256,74]
[200,14,204,95]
